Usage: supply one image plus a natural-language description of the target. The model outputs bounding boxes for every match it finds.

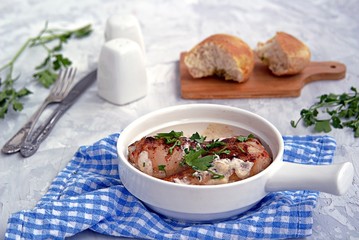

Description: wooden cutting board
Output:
[179,52,346,99]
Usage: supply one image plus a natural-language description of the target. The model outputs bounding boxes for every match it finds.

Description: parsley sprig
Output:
[189,132,206,143]
[184,148,215,171]
[205,139,226,149]
[184,148,223,179]
[291,87,359,137]
[237,134,255,142]
[0,22,92,119]
[155,130,183,154]
[158,165,166,172]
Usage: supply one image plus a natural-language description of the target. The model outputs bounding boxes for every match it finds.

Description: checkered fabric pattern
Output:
[5,134,336,240]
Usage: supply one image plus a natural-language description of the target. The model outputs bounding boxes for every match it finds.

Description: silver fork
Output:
[1,68,77,154]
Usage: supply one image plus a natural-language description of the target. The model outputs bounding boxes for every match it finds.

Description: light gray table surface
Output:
[0,0,358,239]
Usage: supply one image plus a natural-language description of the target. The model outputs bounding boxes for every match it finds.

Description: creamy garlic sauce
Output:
[202,123,235,140]
[231,158,254,179]
[173,177,190,185]
[182,142,190,151]
[192,157,254,185]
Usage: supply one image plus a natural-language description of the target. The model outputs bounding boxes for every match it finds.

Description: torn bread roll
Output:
[184,34,254,83]
[255,32,311,76]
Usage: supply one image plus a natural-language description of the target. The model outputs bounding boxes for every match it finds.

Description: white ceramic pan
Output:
[117,104,354,222]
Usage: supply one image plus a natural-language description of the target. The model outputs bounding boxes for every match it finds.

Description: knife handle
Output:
[1,100,51,154]
[20,104,68,158]
[1,115,44,154]
[1,123,32,154]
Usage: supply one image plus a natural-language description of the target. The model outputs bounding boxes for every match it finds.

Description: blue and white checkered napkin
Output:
[6,134,336,240]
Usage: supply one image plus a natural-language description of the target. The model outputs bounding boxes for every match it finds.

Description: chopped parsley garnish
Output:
[190,132,206,143]
[213,147,231,155]
[158,165,166,172]
[236,134,255,142]
[184,148,224,179]
[192,155,215,171]
[238,145,245,153]
[205,139,226,149]
[168,140,181,154]
[155,130,183,143]
[184,148,214,171]
[155,130,183,154]
[208,170,224,179]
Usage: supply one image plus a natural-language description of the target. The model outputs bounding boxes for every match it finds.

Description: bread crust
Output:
[256,32,311,76]
[184,34,254,82]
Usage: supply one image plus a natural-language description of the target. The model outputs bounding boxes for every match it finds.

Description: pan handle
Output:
[265,161,354,195]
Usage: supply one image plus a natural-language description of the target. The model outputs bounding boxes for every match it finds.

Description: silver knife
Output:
[19,70,97,158]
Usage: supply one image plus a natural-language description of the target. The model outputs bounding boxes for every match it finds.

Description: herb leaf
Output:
[158,165,166,172]
[33,69,58,88]
[184,148,214,171]
[192,155,215,171]
[237,134,255,142]
[214,147,231,155]
[205,139,225,149]
[168,139,181,154]
[155,130,183,154]
[190,132,206,143]
[314,120,331,133]
[207,170,224,179]
[155,130,183,143]
[291,87,359,138]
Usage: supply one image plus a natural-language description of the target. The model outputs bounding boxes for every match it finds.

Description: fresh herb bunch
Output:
[0,22,92,119]
[291,86,359,137]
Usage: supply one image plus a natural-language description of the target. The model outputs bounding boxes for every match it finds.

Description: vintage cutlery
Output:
[20,70,97,157]
[1,68,77,154]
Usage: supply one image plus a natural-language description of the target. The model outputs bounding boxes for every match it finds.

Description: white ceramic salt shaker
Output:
[104,14,145,53]
[97,38,147,105]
